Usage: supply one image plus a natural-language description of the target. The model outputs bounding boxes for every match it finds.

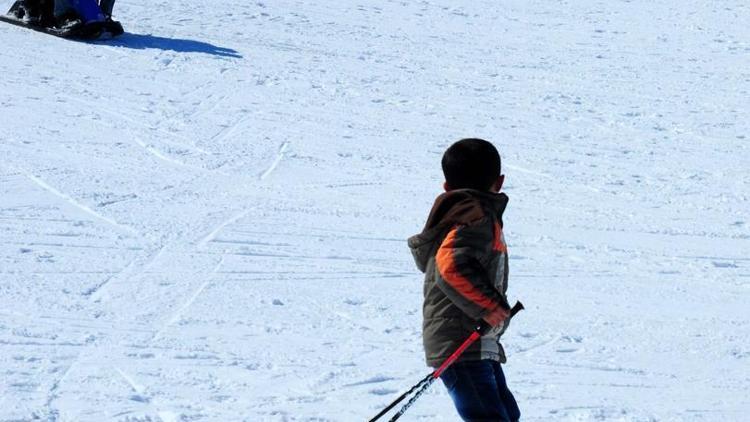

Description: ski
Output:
[0,14,123,40]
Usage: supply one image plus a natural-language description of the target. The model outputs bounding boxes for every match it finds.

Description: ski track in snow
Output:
[505,164,600,193]
[196,210,254,249]
[87,244,167,301]
[259,142,290,180]
[209,113,252,145]
[152,257,224,340]
[16,167,140,237]
[43,360,77,422]
[132,137,204,172]
[1,0,749,421]
[60,93,211,155]
[113,367,179,422]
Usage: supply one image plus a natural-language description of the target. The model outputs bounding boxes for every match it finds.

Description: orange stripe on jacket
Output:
[493,222,507,253]
[436,226,499,311]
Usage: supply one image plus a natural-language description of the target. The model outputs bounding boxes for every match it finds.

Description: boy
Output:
[408,138,521,421]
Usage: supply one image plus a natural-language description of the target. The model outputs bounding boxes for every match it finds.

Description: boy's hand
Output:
[482,306,510,327]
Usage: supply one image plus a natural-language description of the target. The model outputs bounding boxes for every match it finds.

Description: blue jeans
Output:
[440,360,520,421]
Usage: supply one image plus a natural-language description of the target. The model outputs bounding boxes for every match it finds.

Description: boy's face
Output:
[444,175,505,193]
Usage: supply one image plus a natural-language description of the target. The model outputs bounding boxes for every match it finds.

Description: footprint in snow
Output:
[370,388,398,396]
[129,394,150,403]
[344,375,397,387]
[556,348,583,354]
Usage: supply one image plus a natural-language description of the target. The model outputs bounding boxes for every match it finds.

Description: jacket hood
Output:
[408,189,508,272]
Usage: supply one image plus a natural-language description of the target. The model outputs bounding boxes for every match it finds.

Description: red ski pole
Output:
[368,301,524,422]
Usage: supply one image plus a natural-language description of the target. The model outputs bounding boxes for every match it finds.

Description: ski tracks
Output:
[196,209,254,249]
[60,93,210,156]
[113,367,179,422]
[151,256,225,340]
[42,359,77,422]
[505,164,600,194]
[69,207,253,418]
[209,113,252,146]
[15,167,140,237]
[86,244,167,301]
[34,244,168,420]
[259,141,290,180]
[132,137,208,173]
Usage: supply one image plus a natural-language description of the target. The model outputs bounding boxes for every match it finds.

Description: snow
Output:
[1,0,748,421]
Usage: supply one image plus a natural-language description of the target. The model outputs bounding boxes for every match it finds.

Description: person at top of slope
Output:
[9,0,117,29]
[408,138,521,421]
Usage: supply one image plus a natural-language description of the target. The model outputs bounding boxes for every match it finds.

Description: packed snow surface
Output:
[1,1,748,421]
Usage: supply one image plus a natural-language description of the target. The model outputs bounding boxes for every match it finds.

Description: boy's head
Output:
[442,138,504,192]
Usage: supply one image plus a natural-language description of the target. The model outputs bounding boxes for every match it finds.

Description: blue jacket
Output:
[61,0,105,23]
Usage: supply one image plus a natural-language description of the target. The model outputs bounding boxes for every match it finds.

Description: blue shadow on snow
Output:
[108,33,242,58]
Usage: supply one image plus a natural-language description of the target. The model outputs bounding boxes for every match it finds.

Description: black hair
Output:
[441,138,501,191]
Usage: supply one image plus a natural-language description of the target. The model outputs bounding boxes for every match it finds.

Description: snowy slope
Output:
[1,1,748,421]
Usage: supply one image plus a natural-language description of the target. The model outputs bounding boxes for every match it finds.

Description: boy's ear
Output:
[492,175,505,193]
[443,181,451,192]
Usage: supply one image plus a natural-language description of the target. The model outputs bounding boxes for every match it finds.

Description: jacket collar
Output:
[407,190,508,272]
[422,189,508,232]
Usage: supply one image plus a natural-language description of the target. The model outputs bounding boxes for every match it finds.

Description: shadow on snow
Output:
[108,32,242,58]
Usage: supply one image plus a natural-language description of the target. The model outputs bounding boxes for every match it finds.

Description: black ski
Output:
[0,14,123,40]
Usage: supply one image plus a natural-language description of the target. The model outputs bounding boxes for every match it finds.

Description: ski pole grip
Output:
[475,301,524,335]
[509,301,524,318]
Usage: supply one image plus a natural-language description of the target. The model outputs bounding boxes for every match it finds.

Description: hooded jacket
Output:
[408,189,511,367]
